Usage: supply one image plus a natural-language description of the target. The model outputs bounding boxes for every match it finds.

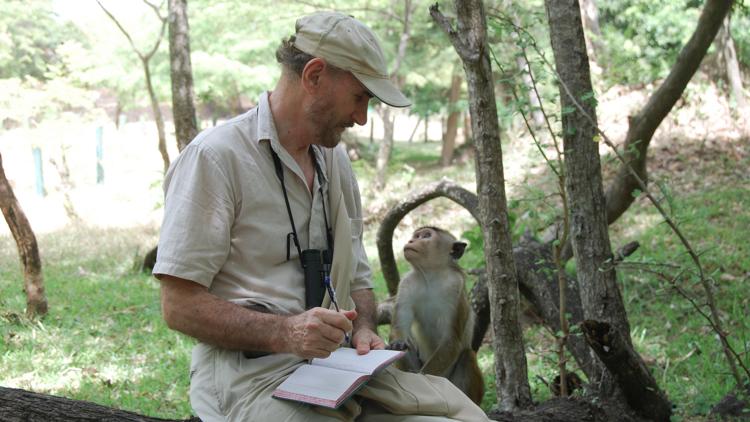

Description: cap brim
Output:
[352,73,411,108]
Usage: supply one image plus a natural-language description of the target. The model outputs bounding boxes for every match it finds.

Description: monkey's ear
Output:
[451,242,467,260]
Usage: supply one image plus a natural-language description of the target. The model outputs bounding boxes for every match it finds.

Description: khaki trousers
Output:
[189,344,489,422]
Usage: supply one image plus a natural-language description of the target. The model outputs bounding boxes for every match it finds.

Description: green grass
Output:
[0,225,194,418]
[1,139,748,419]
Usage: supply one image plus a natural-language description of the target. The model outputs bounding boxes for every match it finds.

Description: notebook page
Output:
[273,364,365,406]
[311,347,403,374]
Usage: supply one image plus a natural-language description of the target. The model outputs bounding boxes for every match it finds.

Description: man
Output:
[154,11,489,422]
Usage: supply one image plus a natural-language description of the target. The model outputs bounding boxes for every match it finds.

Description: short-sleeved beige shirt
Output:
[153,92,372,315]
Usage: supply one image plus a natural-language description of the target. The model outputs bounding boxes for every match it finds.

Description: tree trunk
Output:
[373,0,413,189]
[579,0,603,61]
[168,0,198,152]
[431,1,532,411]
[441,71,462,166]
[375,105,394,189]
[463,111,472,144]
[716,14,747,110]
[143,59,170,174]
[407,116,422,143]
[603,0,733,225]
[0,386,199,422]
[581,321,672,421]
[545,2,671,417]
[0,153,47,318]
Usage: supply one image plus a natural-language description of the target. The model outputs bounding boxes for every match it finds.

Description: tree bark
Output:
[431,1,532,411]
[441,71,462,166]
[603,0,733,225]
[0,387,199,422]
[545,3,672,417]
[545,0,625,393]
[168,0,198,152]
[0,153,47,318]
[581,321,672,422]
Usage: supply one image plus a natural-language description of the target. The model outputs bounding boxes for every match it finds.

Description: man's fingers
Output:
[316,309,354,333]
[318,321,347,344]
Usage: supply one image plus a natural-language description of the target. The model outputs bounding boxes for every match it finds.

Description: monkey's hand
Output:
[386,339,409,351]
[352,327,385,355]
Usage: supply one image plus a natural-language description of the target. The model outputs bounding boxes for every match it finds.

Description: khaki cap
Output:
[293,11,411,108]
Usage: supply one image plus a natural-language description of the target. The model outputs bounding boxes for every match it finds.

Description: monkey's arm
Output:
[351,288,385,353]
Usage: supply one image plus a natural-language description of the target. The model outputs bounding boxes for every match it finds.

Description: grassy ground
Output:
[1,132,748,420]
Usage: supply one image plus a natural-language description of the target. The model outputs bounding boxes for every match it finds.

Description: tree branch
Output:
[429,3,474,62]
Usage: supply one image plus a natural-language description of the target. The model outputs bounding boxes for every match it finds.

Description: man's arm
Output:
[350,288,385,354]
[159,274,354,359]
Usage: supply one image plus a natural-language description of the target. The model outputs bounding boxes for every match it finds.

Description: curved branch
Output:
[604,0,733,224]
[376,179,479,296]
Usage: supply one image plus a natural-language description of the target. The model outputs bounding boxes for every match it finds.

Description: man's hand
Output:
[282,307,356,359]
[352,327,386,355]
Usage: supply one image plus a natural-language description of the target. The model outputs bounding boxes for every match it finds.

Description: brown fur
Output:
[389,227,484,405]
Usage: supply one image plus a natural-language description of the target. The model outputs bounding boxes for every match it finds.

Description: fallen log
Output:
[0,386,199,422]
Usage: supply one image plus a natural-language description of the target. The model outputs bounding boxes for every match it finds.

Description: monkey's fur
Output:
[389,226,484,405]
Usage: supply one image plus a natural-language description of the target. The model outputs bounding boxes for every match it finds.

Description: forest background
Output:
[0,0,748,421]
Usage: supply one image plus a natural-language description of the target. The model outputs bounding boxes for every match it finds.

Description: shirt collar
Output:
[256,91,328,185]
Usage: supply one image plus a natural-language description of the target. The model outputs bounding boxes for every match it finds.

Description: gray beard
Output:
[306,96,347,148]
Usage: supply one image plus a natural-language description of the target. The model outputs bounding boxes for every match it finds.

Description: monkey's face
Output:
[403,227,441,266]
[403,227,467,268]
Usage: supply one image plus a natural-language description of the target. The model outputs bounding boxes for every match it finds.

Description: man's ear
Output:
[300,57,327,93]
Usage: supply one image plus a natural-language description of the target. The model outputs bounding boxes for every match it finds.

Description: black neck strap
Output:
[269,145,334,266]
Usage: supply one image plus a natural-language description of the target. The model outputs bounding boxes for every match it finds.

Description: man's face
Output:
[305,69,372,148]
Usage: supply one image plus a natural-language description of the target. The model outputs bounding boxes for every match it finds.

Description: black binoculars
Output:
[301,249,332,309]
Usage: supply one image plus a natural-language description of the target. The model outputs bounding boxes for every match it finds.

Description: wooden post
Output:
[96,126,104,184]
[32,147,45,197]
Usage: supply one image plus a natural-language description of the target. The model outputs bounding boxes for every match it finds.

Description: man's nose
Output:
[352,101,368,126]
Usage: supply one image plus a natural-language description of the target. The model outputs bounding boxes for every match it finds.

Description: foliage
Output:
[597,0,702,85]
[0,77,100,130]
[0,0,84,81]
[731,5,750,69]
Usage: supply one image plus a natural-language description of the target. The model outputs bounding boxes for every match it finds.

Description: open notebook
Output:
[272,347,405,409]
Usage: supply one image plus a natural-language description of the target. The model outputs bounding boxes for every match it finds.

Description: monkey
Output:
[388,226,484,405]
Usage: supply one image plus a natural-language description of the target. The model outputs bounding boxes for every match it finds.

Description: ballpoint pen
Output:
[323,271,350,345]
